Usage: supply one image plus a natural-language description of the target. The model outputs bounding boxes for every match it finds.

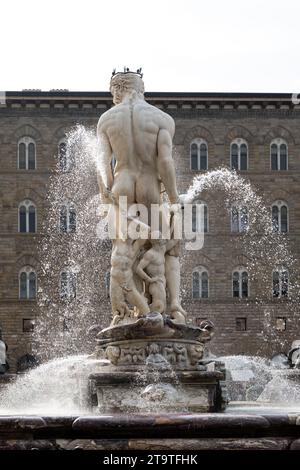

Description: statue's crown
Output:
[111,67,143,79]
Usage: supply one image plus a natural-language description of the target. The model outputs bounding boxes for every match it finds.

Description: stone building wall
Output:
[0,91,299,371]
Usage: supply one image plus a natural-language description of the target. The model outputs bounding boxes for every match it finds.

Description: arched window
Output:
[59,203,76,233]
[232,268,248,298]
[60,271,77,300]
[192,267,209,299]
[190,139,208,171]
[19,200,36,233]
[58,140,67,171]
[192,201,208,233]
[18,137,36,170]
[271,139,288,171]
[231,206,249,232]
[273,269,289,298]
[19,266,37,299]
[272,201,288,233]
[230,139,248,171]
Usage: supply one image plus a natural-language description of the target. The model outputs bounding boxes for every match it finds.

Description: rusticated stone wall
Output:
[0,92,300,371]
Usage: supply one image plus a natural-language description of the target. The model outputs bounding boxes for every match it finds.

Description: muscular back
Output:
[98,98,175,175]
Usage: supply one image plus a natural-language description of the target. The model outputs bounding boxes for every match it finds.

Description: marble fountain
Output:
[0,70,300,451]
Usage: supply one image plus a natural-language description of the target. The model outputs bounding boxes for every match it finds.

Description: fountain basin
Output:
[0,410,300,450]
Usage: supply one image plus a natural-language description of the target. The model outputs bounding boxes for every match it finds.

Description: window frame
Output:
[275,317,287,331]
[18,137,36,170]
[192,201,209,233]
[59,202,76,233]
[230,138,248,171]
[192,266,209,299]
[270,138,288,171]
[271,200,289,233]
[236,317,247,331]
[23,318,35,333]
[18,200,37,233]
[190,138,208,171]
[272,268,289,298]
[231,206,249,233]
[19,266,37,300]
[232,267,249,298]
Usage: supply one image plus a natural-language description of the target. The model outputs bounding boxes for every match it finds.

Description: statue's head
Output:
[110,69,145,105]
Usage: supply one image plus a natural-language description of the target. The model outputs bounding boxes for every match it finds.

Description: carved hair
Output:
[110,72,145,98]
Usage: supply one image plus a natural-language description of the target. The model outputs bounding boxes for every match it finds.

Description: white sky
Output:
[1,0,300,93]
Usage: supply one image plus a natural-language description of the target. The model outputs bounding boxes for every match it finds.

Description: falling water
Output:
[7,124,296,412]
[34,125,111,361]
[219,354,300,406]
[180,168,299,355]
[257,371,300,403]
[0,355,106,415]
[185,168,296,285]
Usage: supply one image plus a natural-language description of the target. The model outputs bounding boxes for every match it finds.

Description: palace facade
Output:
[0,90,300,371]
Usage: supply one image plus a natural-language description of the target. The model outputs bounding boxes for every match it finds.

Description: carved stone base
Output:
[88,312,227,413]
[89,367,227,413]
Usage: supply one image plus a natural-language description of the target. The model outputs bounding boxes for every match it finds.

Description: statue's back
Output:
[131,99,174,167]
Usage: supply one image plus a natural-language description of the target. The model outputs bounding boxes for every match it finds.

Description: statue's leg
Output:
[144,281,151,304]
[126,284,150,316]
[149,282,166,313]
[110,276,130,318]
[110,172,135,237]
[165,253,187,317]
[133,272,144,295]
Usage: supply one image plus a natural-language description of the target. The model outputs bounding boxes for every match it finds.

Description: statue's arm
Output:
[132,237,148,255]
[166,239,180,253]
[135,257,154,284]
[97,125,114,194]
[136,237,149,250]
[157,127,179,204]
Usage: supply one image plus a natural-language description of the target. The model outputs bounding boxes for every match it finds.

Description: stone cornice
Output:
[0,91,299,111]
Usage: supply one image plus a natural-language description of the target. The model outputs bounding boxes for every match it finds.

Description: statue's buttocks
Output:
[98,99,175,208]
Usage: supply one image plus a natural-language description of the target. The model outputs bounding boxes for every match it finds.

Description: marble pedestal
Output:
[89,312,227,413]
[89,368,226,413]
